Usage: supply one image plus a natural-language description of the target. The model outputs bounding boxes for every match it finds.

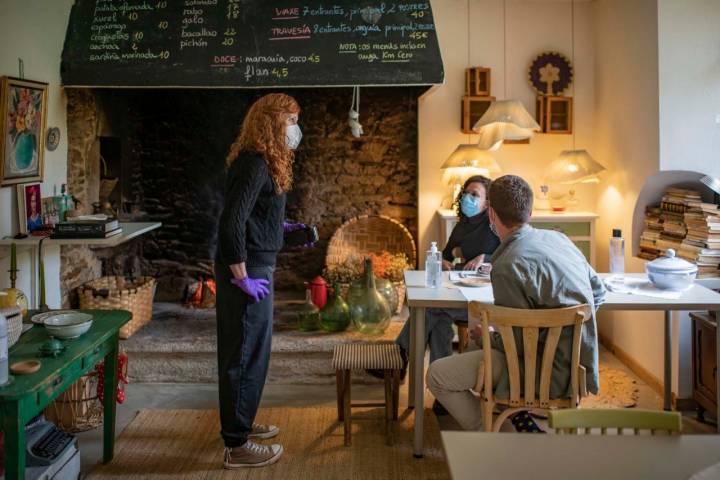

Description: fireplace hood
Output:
[61,0,444,88]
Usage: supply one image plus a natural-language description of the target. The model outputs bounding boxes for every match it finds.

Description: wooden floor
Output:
[77,345,716,474]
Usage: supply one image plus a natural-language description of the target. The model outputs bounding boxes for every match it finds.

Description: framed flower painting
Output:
[1,77,48,187]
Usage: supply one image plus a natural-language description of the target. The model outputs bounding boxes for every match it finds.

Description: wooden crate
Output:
[461,95,495,134]
[465,67,491,96]
[536,95,573,134]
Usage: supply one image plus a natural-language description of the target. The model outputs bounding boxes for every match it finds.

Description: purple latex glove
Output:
[283,221,306,233]
[231,277,270,302]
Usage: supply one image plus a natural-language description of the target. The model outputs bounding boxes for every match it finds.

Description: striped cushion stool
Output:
[332,343,404,447]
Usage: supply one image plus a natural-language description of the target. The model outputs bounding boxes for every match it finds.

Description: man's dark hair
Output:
[488,175,533,227]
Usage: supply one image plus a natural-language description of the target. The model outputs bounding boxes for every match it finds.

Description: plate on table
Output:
[449,272,491,288]
[31,310,76,324]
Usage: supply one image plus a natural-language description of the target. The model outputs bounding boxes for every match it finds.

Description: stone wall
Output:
[64,87,421,302]
[277,88,421,287]
[62,89,102,307]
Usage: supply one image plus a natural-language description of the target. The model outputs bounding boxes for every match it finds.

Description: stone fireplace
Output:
[61,87,423,306]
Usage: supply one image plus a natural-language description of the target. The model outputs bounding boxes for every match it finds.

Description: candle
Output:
[39,256,46,308]
[9,243,16,272]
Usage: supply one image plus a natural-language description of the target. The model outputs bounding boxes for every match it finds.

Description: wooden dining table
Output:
[404,271,720,457]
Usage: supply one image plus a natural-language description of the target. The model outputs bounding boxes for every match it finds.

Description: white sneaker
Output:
[248,422,280,439]
[223,441,283,469]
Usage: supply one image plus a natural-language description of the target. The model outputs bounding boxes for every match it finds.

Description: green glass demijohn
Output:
[297,289,321,332]
[375,278,399,314]
[348,277,398,315]
[349,259,391,335]
[320,284,351,332]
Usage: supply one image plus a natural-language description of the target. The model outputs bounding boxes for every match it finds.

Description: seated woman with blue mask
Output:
[368,176,500,394]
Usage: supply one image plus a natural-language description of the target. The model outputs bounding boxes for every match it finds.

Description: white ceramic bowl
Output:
[43,312,93,339]
[645,249,697,291]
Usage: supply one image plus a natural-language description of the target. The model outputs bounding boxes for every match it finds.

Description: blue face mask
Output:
[460,194,481,217]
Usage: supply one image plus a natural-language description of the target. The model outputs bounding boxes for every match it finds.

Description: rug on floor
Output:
[87,407,449,480]
[581,366,639,409]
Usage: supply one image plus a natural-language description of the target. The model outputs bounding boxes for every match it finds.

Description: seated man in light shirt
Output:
[427,174,606,432]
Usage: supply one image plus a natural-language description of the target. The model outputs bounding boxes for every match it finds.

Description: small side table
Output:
[0,309,131,480]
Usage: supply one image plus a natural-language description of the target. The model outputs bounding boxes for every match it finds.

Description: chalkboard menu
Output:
[61,0,444,87]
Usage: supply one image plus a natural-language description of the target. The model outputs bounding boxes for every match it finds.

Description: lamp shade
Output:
[700,175,720,196]
[544,149,606,184]
[440,144,501,172]
[472,99,541,150]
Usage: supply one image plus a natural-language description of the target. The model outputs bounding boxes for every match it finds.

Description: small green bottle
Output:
[297,289,321,332]
[350,259,391,335]
[321,284,351,332]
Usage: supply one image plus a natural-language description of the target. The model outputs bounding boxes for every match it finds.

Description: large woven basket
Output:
[78,276,156,339]
[325,215,417,268]
[44,370,103,432]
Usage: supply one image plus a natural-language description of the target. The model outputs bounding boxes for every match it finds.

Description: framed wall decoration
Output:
[1,77,48,187]
[16,183,43,234]
[46,126,60,151]
[528,52,573,96]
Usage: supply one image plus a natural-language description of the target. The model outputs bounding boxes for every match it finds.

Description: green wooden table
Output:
[0,310,131,480]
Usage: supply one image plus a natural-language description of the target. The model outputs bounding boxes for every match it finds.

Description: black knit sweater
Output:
[442,210,500,264]
[216,153,286,267]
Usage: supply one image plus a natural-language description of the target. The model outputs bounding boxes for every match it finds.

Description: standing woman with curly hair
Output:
[215,93,302,469]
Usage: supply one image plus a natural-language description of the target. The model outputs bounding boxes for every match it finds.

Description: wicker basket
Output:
[0,306,23,347]
[325,215,417,268]
[78,276,156,339]
[44,370,103,432]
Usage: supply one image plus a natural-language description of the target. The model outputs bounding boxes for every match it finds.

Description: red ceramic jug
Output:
[304,276,328,309]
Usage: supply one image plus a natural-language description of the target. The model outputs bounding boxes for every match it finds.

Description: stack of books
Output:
[639,205,663,260]
[638,187,720,279]
[657,189,693,255]
[51,218,122,239]
[660,187,702,213]
[683,200,720,279]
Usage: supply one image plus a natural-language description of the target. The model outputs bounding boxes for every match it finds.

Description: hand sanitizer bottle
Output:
[609,229,625,279]
[425,242,442,288]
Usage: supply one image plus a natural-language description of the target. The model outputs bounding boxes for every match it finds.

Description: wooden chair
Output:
[457,323,469,353]
[332,343,403,446]
[549,408,682,435]
[468,302,592,432]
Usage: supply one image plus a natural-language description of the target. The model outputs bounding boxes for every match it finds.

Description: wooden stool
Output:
[332,343,403,446]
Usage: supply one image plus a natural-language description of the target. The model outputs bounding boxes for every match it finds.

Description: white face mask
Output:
[286,124,302,150]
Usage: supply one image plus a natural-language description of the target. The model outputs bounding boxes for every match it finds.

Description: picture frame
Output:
[1,77,48,187]
[17,182,43,234]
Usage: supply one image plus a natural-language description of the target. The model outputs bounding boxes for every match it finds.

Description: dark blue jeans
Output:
[215,263,275,448]
[396,308,468,363]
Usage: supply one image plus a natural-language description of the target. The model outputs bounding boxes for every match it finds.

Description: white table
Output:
[0,222,161,308]
[442,431,720,480]
[404,271,720,457]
